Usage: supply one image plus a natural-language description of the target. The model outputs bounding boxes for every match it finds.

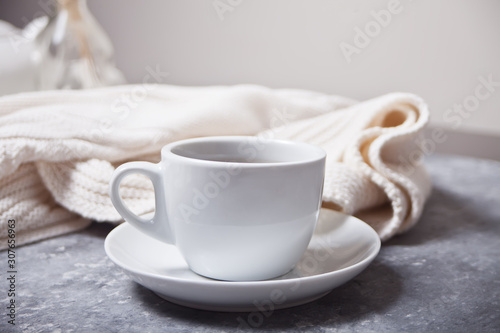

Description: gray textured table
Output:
[2,154,499,333]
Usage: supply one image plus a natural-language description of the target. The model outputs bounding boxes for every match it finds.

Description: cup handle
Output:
[109,161,174,245]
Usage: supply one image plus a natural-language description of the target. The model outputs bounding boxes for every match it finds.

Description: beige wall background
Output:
[2,0,500,139]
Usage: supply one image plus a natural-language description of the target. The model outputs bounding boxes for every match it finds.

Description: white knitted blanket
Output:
[0,84,431,249]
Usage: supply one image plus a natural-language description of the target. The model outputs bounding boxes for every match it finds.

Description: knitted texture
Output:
[0,84,431,248]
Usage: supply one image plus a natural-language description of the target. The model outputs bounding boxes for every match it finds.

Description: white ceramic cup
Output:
[109,136,326,281]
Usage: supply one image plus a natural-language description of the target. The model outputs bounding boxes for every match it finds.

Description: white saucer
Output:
[104,208,381,312]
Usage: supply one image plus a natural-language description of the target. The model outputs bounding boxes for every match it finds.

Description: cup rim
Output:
[161,136,326,167]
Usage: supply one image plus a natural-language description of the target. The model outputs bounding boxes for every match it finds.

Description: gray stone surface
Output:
[1,154,499,332]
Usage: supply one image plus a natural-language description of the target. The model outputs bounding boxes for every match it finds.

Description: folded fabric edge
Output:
[340,93,431,240]
[0,216,91,251]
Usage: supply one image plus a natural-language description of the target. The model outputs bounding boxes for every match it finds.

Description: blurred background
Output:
[1,0,499,159]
